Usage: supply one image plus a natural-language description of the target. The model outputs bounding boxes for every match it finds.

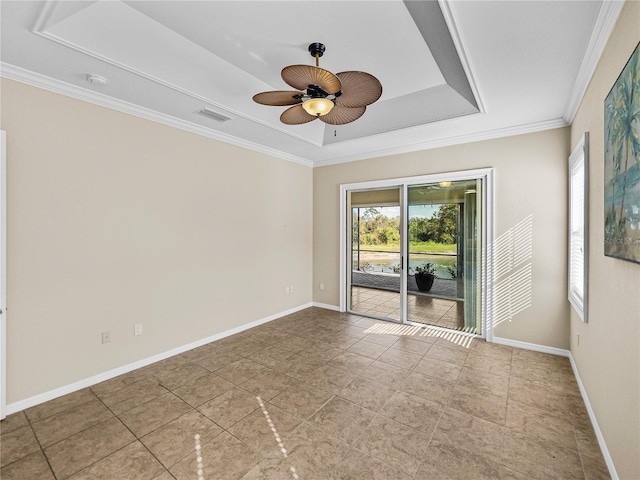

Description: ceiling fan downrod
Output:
[308,42,325,67]
[252,41,382,125]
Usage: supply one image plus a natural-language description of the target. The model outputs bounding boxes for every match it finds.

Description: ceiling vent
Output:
[196,108,232,123]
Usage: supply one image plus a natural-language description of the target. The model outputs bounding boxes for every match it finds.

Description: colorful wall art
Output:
[604,42,640,264]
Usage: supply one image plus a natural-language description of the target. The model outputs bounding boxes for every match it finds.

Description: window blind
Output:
[568,133,588,322]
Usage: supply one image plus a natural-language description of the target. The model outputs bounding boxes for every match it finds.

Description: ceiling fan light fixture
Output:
[253,42,381,125]
[301,97,334,117]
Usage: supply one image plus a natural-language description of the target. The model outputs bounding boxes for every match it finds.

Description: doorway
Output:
[406,179,481,334]
[341,170,493,338]
[348,187,402,322]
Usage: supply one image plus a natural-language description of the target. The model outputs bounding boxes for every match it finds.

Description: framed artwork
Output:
[604,41,640,264]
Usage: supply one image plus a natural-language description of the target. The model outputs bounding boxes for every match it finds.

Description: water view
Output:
[353,251,457,279]
[352,203,459,279]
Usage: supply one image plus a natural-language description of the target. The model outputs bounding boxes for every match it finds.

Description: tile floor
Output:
[0,307,609,479]
[351,286,467,331]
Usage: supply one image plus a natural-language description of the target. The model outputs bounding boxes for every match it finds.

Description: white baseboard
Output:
[5,302,313,415]
[6,310,618,480]
[492,336,570,357]
[492,336,617,479]
[311,302,341,312]
[567,353,619,480]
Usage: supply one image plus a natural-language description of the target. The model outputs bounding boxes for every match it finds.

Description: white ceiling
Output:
[0,1,622,166]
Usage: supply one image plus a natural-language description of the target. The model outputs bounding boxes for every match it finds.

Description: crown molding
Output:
[31,1,321,149]
[563,0,625,123]
[312,117,569,168]
[0,63,313,167]
[1,64,569,169]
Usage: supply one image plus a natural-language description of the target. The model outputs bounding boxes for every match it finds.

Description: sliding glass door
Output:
[347,188,402,322]
[406,179,482,334]
[343,172,489,337]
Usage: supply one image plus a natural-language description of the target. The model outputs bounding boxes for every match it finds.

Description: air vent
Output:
[196,108,232,123]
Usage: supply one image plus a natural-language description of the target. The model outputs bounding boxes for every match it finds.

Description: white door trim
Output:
[1,131,7,419]
[339,168,495,338]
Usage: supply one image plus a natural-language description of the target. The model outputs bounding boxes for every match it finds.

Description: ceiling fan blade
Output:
[253,91,303,106]
[280,105,317,125]
[335,71,383,107]
[319,105,366,125]
[282,65,342,94]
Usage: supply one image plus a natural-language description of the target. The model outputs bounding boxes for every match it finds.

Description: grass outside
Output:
[357,242,456,254]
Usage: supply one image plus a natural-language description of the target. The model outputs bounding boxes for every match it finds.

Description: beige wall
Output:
[3,8,637,473]
[313,127,571,348]
[569,2,640,477]
[0,79,313,404]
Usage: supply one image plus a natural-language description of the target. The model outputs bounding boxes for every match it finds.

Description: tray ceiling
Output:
[0,1,620,166]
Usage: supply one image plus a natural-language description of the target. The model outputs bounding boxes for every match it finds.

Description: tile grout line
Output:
[15,411,58,479]
[23,390,126,479]
[36,392,137,480]
[2,308,606,479]
[92,384,175,478]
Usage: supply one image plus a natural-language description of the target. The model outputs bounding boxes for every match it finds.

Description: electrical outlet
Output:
[290,285,294,293]
[285,286,290,294]
[135,323,143,336]
[320,283,325,291]
[102,331,111,344]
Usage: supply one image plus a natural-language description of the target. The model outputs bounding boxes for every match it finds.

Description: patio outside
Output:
[350,203,468,332]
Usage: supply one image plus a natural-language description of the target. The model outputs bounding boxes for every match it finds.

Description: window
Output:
[568,133,589,322]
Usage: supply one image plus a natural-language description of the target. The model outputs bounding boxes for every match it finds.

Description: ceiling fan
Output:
[416,182,452,194]
[253,42,382,126]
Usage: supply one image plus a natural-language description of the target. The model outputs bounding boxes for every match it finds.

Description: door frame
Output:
[346,186,404,322]
[339,168,495,340]
[1,131,7,419]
